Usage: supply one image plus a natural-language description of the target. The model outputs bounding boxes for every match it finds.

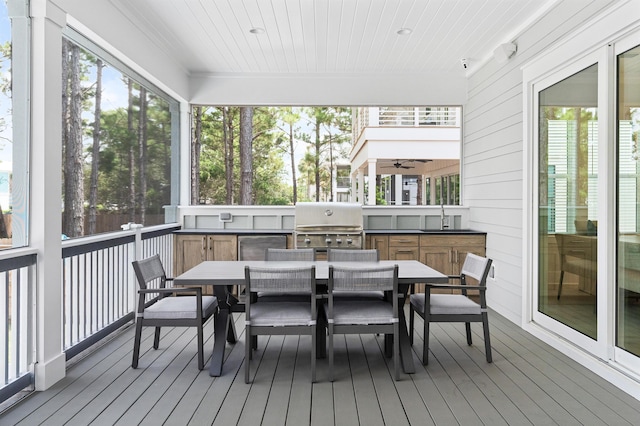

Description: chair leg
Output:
[329,325,334,382]
[311,326,316,383]
[409,305,415,345]
[422,317,430,365]
[465,322,472,345]
[557,270,565,300]
[482,313,493,363]
[394,323,400,381]
[153,327,161,349]
[197,325,204,370]
[132,319,144,368]
[245,325,251,384]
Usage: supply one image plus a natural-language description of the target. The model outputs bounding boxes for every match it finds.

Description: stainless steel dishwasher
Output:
[237,235,287,260]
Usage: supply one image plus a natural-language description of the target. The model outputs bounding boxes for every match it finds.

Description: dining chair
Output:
[131,254,218,370]
[327,264,400,381]
[409,253,493,365]
[265,247,316,261]
[327,248,379,262]
[244,265,317,383]
[327,248,383,300]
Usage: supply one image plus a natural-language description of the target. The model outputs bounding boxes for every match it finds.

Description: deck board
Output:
[2,308,640,426]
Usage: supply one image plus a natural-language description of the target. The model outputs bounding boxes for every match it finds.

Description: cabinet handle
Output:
[396,249,414,253]
[455,249,459,264]
[449,249,452,263]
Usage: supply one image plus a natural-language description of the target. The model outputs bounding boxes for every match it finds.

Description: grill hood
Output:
[294,202,363,230]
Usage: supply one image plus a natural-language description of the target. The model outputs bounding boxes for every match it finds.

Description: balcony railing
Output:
[61,223,179,360]
[353,106,460,141]
[0,223,178,404]
[0,250,37,404]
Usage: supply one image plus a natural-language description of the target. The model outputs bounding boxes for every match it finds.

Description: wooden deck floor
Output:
[2,308,640,425]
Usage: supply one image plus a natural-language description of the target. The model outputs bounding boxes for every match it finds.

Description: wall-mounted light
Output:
[249,27,265,34]
[396,28,412,35]
[493,42,517,64]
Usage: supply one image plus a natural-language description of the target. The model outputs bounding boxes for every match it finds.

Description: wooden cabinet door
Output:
[419,246,452,294]
[174,234,208,275]
[368,235,389,260]
[420,246,452,276]
[208,235,238,261]
[389,246,419,260]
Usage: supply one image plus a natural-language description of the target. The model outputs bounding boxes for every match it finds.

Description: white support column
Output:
[395,174,403,205]
[421,175,427,205]
[30,0,67,390]
[367,159,377,205]
[357,170,364,205]
[351,169,357,203]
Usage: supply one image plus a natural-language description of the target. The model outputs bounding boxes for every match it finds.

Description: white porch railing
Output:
[61,224,179,359]
[0,249,37,405]
[0,223,179,404]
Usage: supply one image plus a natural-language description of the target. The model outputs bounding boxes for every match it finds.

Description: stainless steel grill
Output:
[294,202,364,250]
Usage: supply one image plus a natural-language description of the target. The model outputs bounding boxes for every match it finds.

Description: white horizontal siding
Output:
[463,0,616,323]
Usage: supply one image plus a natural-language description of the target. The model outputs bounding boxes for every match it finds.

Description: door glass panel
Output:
[617,44,640,356]
[538,64,598,339]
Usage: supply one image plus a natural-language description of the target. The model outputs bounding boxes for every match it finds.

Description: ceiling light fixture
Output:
[396,28,412,36]
[249,27,265,35]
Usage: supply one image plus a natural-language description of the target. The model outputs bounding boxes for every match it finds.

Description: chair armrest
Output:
[139,287,203,296]
[426,283,483,291]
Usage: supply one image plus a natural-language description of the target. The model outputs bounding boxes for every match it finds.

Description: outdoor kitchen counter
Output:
[174,229,486,234]
[174,229,293,234]
[366,229,486,234]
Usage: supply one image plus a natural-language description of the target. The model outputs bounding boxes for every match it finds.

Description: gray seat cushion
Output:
[333,290,385,300]
[410,293,481,315]
[330,300,394,325]
[144,295,218,320]
[249,301,314,326]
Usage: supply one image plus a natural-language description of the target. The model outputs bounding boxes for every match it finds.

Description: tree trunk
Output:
[63,43,84,237]
[138,86,148,224]
[239,107,253,205]
[288,122,297,204]
[88,59,103,235]
[223,107,234,204]
[127,79,136,222]
[191,106,202,204]
[61,39,69,234]
[315,120,321,202]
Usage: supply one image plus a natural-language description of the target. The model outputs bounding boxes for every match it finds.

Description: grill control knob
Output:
[346,238,353,245]
[304,238,311,245]
[336,238,342,244]
[325,238,332,244]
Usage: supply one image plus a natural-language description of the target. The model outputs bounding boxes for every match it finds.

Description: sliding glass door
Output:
[616,42,640,363]
[538,64,599,340]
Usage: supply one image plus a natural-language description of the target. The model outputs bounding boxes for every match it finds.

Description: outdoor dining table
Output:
[173,259,448,377]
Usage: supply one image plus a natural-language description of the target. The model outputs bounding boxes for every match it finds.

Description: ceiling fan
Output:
[382,159,432,169]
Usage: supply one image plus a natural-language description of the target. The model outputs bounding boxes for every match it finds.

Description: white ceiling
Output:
[110,0,551,77]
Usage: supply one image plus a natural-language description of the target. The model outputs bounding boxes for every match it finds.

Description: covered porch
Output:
[4,309,640,425]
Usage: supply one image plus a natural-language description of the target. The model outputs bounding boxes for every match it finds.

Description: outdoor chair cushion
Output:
[410,293,481,316]
[330,300,395,325]
[249,301,314,326]
[144,295,218,320]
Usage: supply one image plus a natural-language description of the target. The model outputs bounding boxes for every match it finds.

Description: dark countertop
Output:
[175,228,485,235]
[175,229,292,235]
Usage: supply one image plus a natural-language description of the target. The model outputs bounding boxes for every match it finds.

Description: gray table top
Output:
[173,259,448,286]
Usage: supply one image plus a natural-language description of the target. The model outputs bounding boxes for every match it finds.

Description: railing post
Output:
[121,222,144,262]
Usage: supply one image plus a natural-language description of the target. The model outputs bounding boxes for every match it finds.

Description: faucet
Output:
[440,204,448,230]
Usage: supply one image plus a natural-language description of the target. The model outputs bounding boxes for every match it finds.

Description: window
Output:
[192,105,461,206]
[0,1,29,249]
[61,32,178,238]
